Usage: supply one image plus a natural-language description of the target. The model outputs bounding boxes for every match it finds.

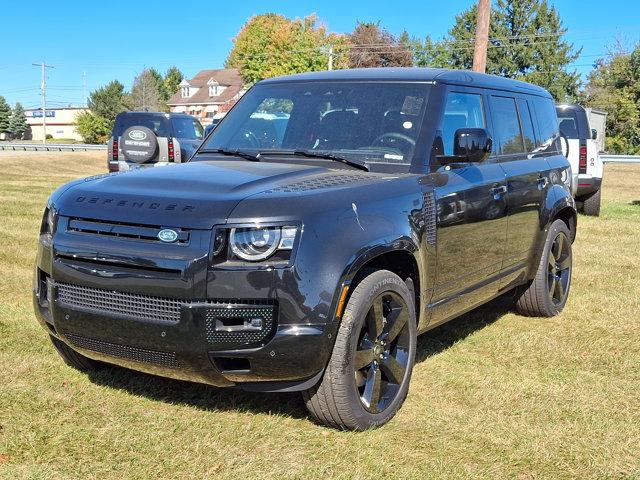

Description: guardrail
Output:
[601,154,640,164]
[0,143,106,152]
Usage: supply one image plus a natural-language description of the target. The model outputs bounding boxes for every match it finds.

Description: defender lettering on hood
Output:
[74,196,196,212]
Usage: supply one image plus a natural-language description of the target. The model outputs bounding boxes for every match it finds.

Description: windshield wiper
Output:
[200,148,261,162]
[262,149,369,172]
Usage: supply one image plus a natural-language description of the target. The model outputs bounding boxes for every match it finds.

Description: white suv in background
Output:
[556,104,606,216]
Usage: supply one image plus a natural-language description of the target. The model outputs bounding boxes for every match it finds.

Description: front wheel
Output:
[515,219,573,317]
[303,270,417,430]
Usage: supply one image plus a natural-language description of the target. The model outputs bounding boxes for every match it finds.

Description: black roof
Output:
[116,111,194,118]
[260,67,551,97]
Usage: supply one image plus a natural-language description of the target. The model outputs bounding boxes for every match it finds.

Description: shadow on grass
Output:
[86,294,513,419]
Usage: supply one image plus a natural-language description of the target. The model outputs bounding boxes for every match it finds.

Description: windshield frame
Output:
[194,80,433,173]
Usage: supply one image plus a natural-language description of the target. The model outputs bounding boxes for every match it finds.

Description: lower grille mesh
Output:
[64,333,179,368]
[56,282,183,323]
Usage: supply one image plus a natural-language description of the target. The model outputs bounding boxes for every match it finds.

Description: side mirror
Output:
[453,128,492,163]
[591,128,598,140]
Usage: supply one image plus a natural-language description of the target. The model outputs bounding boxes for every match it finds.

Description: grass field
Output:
[1,151,639,479]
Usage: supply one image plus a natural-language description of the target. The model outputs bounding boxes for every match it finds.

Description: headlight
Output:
[41,206,58,235]
[229,226,297,262]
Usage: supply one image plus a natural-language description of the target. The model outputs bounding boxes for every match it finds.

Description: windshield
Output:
[201,82,430,167]
[113,113,171,137]
[171,117,204,140]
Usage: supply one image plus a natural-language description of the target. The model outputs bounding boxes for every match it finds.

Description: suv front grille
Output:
[56,282,183,323]
[67,217,190,244]
[64,333,179,368]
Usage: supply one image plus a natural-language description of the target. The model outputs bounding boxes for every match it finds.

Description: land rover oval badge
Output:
[158,229,178,243]
[129,129,147,141]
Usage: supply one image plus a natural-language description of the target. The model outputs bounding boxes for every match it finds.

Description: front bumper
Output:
[33,219,339,392]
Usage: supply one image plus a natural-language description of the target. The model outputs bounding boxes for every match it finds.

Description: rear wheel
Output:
[581,188,601,216]
[50,335,102,371]
[515,219,572,317]
[303,270,417,430]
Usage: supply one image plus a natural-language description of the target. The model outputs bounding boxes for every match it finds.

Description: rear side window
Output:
[556,108,580,139]
[517,99,536,152]
[442,92,485,155]
[490,96,524,155]
[531,97,560,153]
[113,114,171,138]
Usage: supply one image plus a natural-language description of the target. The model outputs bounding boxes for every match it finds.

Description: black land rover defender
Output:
[34,68,576,430]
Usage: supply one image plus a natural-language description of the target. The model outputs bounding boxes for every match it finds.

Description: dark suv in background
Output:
[107,112,204,172]
[34,68,576,430]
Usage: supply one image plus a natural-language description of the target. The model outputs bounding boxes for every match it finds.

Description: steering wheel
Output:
[234,129,260,149]
[371,132,416,154]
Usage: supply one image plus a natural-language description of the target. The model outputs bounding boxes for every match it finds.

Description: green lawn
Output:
[1,151,639,479]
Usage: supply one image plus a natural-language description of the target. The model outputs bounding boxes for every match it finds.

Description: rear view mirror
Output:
[591,128,598,140]
[453,128,492,163]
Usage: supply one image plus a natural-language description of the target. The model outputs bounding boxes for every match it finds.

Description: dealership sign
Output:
[29,110,55,118]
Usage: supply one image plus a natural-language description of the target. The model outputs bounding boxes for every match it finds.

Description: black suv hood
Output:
[55,160,359,228]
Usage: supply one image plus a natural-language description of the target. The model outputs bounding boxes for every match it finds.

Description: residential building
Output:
[25,107,87,141]
[167,68,246,124]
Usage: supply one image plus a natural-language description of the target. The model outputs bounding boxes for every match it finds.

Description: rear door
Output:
[428,88,508,325]
[490,95,551,291]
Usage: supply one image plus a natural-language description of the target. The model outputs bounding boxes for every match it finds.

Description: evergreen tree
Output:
[0,96,11,134]
[8,102,29,139]
[87,80,128,127]
[164,66,184,100]
[420,0,581,101]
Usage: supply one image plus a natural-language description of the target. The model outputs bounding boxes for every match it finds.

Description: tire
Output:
[120,126,159,164]
[582,188,601,216]
[50,335,102,371]
[303,270,417,430]
[515,219,573,317]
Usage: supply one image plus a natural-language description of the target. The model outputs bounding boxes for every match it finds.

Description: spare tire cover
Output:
[121,126,158,163]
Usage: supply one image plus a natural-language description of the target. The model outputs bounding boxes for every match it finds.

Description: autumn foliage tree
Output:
[347,22,412,68]
[226,14,335,84]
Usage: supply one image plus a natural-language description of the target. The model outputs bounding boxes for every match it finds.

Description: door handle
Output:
[490,185,507,197]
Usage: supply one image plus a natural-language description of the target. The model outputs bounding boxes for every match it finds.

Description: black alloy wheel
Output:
[354,292,411,413]
[547,231,572,307]
[303,269,417,430]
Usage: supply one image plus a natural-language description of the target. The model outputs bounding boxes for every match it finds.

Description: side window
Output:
[490,96,525,155]
[517,98,536,152]
[442,92,485,155]
[531,97,560,153]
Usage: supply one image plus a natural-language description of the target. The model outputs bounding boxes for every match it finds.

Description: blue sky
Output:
[1,0,639,109]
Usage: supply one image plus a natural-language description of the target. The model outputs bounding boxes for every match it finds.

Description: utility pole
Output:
[32,61,54,144]
[328,45,334,71]
[472,0,491,73]
[82,71,87,107]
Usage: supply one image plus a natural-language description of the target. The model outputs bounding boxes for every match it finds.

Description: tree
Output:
[163,66,184,100]
[129,68,165,112]
[76,111,111,144]
[8,103,28,139]
[421,0,581,101]
[0,96,11,134]
[87,80,128,127]
[226,13,332,84]
[584,44,640,154]
[347,22,412,68]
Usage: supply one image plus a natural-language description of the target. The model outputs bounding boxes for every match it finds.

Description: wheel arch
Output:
[340,243,422,325]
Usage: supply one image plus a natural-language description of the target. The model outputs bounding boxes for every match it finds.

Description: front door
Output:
[428,89,508,326]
